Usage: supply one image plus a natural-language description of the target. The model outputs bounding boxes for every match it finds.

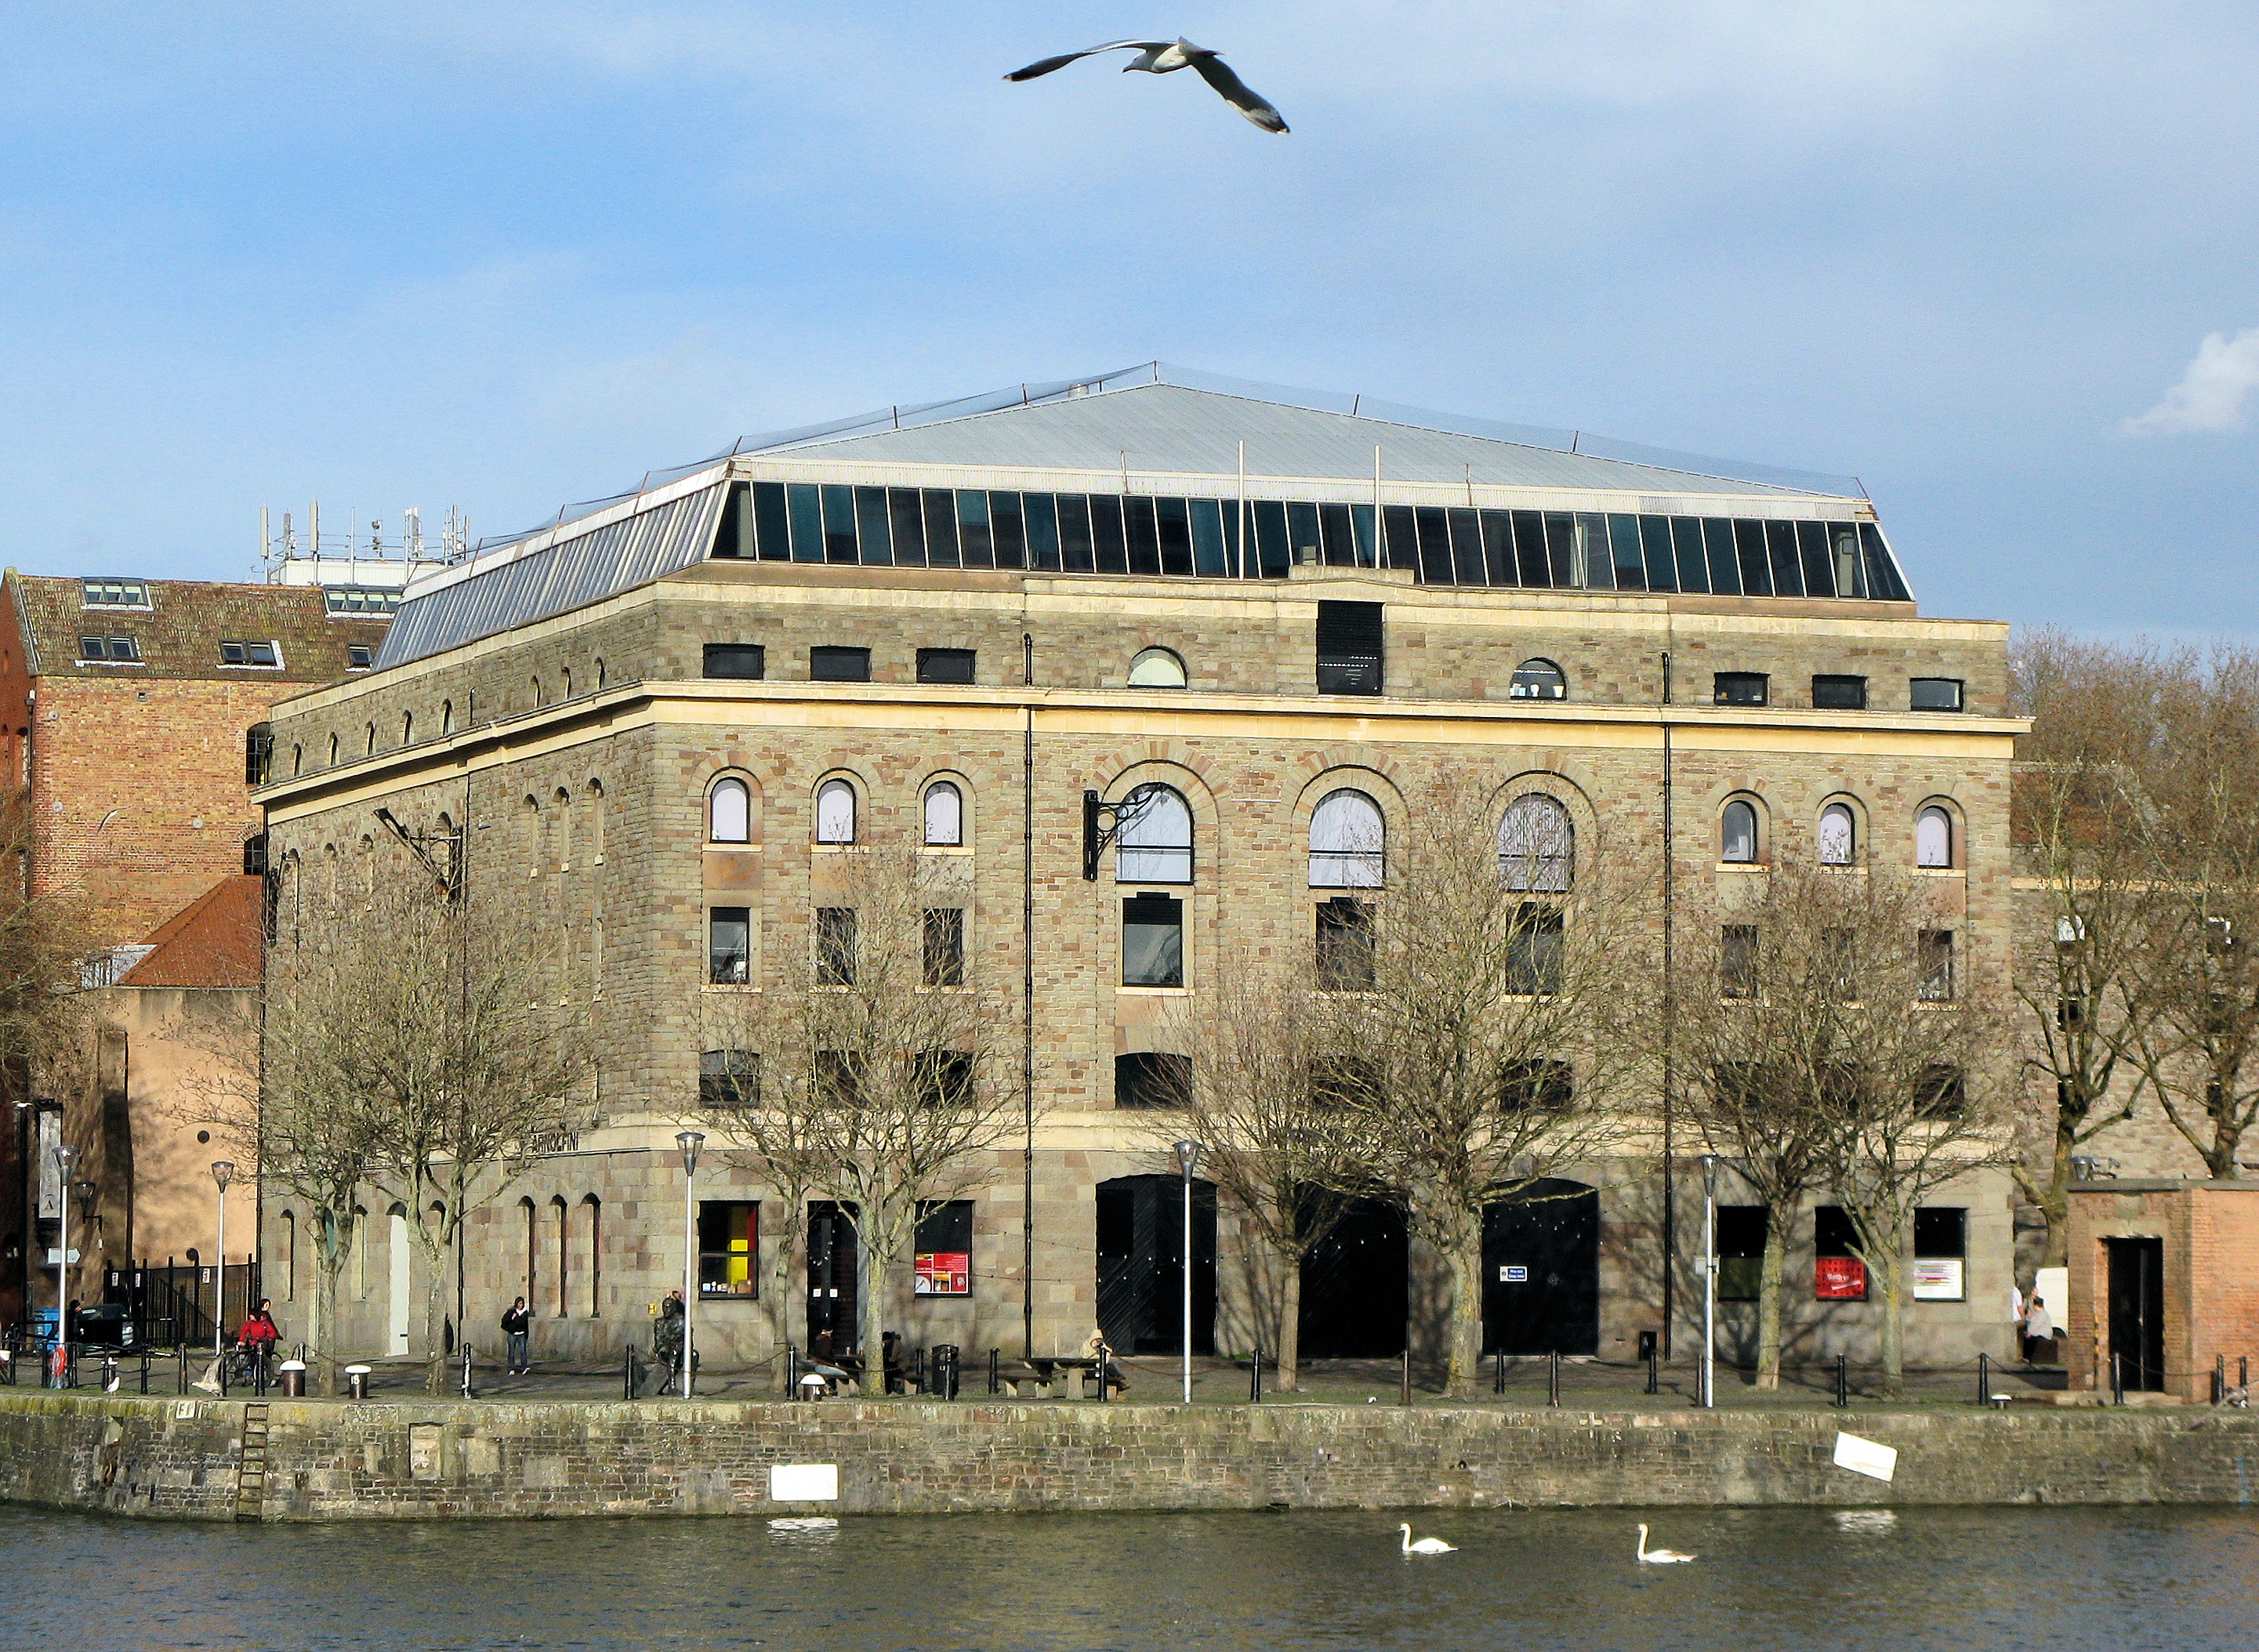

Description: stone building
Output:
[251,367,2023,1375]
[0,573,392,1330]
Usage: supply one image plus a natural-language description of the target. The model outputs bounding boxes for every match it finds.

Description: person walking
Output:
[501,1296,532,1376]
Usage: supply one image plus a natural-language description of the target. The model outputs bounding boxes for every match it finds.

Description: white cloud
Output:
[2123,328,2259,434]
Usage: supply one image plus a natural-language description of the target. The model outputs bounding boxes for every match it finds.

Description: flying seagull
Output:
[1004,39,1289,133]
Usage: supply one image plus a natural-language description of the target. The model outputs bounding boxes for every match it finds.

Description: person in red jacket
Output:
[237,1299,281,1384]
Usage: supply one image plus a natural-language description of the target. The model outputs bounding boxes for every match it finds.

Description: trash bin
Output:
[278,1359,306,1397]
[345,1364,372,1400]
[930,1343,960,1400]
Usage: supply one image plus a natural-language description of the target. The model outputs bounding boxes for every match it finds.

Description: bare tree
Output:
[1155,962,1368,1391]
[2009,631,2168,1254]
[1779,868,2011,1391]
[0,786,99,1107]
[745,847,1017,1389]
[1670,874,1842,1389]
[1318,780,1653,1397]
[2118,646,2259,1178]
[263,842,589,1393]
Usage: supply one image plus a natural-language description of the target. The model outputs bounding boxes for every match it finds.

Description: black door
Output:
[1299,1197,1407,1357]
[2105,1236,2165,1392]
[1482,1179,1600,1356]
[807,1201,859,1360]
[1095,1175,1214,1355]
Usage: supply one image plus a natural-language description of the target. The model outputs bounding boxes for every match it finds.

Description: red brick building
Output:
[0,572,390,1329]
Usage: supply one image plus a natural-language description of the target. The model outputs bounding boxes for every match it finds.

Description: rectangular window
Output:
[1814,1205,1867,1300]
[787,482,824,562]
[1506,904,1563,995]
[218,639,280,667]
[913,1199,974,1295]
[887,487,928,566]
[1713,672,1768,707]
[709,481,751,559]
[1499,1058,1572,1114]
[1122,893,1184,987]
[922,488,961,567]
[754,480,792,560]
[1721,924,1758,999]
[1918,929,1956,1000]
[322,586,400,614]
[1811,674,1867,710]
[1315,897,1375,991]
[816,908,858,986]
[1058,495,1096,573]
[989,491,1027,570]
[1115,1050,1191,1110]
[696,1201,759,1298]
[1912,1207,1967,1301]
[922,908,964,987]
[708,907,750,985]
[1316,600,1384,695]
[703,643,765,680]
[245,725,274,787]
[854,485,893,565]
[821,484,858,563]
[1910,677,1965,712]
[1717,1205,1768,1302]
[81,578,149,607]
[78,635,141,663]
[955,490,995,569]
[346,645,373,670]
[810,646,871,683]
[1157,496,1196,576]
[1089,493,1128,574]
[698,1049,760,1109]
[916,647,975,685]
[1024,492,1062,571]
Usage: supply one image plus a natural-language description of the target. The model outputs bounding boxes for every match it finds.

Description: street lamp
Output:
[53,1143,75,1361]
[1173,1139,1203,1405]
[1699,1154,1718,1410]
[211,1162,236,1360]
[676,1131,704,1400]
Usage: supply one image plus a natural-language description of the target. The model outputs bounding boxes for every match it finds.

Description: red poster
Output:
[915,1252,970,1295]
[1815,1256,1868,1301]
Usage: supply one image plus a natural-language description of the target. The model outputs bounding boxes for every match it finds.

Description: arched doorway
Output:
[1096,1175,1214,1354]
[1481,1179,1600,1356]
[1299,1197,1407,1357]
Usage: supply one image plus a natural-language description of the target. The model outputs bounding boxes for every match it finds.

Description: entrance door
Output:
[1482,1179,1600,1356]
[386,1208,412,1354]
[1095,1175,1215,1355]
[1299,1197,1407,1358]
[806,1202,859,1360]
[2105,1236,2165,1392]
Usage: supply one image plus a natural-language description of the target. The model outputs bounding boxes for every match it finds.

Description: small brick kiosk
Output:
[2065,1179,2259,1401]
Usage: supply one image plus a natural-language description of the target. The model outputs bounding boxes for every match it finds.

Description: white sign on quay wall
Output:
[1833,1432,1898,1483]
[770,1463,839,1502]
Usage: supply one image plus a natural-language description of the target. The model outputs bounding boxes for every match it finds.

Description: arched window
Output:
[1510,658,1567,701]
[327,734,339,766]
[1818,802,1855,866]
[1721,799,1758,864]
[441,700,454,735]
[595,658,607,690]
[710,777,750,843]
[550,1197,569,1318]
[1308,789,1384,887]
[582,1194,602,1317]
[363,723,375,757]
[1917,805,1954,868]
[291,744,303,777]
[815,778,857,845]
[923,781,963,846]
[520,1197,538,1305]
[281,1211,297,1301]
[401,712,414,745]
[1499,795,1575,892]
[1128,647,1188,688]
[1116,786,1193,883]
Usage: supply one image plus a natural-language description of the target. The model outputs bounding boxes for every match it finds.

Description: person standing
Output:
[2022,1295,2055,1364]
[237,1298,281,1386]
[501,1297,531,1376]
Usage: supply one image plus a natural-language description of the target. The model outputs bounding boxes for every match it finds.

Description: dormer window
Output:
[81,579,149,608]
[220,639,281,668]
[346,645,374,671]
[323,587,401,615]
[78,635,141,663]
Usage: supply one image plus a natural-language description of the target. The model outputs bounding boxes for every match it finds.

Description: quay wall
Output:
[1,1395,2254,1522]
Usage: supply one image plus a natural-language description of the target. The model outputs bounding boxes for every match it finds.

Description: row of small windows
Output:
[1717,672,1965,713]
[710,777,966,849]
[707,480,1913,601]
[1721,799,1957,869]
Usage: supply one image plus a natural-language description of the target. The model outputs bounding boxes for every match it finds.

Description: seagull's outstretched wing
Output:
[1005,42,1170,82]
[1191,54,1288,132]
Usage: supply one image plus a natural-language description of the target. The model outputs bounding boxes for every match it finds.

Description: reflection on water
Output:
[3,1502,2254,1650]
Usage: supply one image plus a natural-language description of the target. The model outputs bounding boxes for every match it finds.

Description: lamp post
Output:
[1699,1154,1718,1410]
[211,1162,235,1360]
[53,1143,75,1359]
[677,1131,703,1400]
[1173,1139,1202,1406]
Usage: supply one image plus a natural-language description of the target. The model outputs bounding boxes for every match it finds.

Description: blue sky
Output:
[3,2,2254,637]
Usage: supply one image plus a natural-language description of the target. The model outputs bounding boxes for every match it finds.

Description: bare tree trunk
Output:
[1440,1212,1484,1398]
[310,1208,350,1397]
[763,1196,802,1389]
[1755,1216,1787,1390]
[1875,1244,1907,1396]
[856,1205,905,1397]
[1275,1259,1304,1394]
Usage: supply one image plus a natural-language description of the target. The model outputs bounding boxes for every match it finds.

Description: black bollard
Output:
[989,1347,1000,1397]
[1249,1347,1262,1404]
[2112,1351,2125,1406]
[1646,1346,1659,1396]
[461,1341,475,1400]
[138,1351,150,1395]
[1549,1350,1561,1407]
[2243,1355,2250,1393]
[1978,1351,1990,1407]
[786,1343,800,1399]
[177,1344,188,1396]
[2217,1354,2227,1405]
[1495,1349,1506,1396]
[1400,1347,1412,1407]
[1833,1353,1849,1408]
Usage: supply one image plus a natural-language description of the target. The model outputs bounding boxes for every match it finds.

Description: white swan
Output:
[1635,1523,1695,1563]
[1399,1522,1457,1554]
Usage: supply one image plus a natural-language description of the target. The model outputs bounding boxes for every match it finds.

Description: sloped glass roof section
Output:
[374,367,1911,672]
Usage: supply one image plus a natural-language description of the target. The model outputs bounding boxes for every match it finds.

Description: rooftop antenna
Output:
[404,507,423,561]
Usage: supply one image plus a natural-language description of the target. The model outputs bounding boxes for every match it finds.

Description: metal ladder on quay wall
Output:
[233,1403,270,1523]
